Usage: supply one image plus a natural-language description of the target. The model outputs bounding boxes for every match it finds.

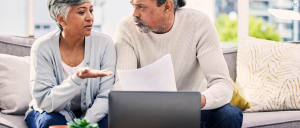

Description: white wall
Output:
[100,0,133,38]
[34,0,57,38]
[0,0,26,36]
[185,0,215,22]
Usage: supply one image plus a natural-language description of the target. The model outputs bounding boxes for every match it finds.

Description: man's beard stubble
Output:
[134,17,167,33]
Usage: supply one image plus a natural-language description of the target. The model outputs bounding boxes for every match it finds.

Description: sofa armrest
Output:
[0,35,35,56]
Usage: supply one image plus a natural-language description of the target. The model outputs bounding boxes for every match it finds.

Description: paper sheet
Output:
[117,54,177,91]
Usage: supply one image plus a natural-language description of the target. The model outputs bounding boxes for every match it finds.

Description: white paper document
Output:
[117,54,177,91]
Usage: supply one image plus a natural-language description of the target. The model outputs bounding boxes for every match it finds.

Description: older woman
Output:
[24,0,116,128]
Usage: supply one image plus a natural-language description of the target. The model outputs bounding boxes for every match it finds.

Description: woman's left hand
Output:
[76,67,114,79]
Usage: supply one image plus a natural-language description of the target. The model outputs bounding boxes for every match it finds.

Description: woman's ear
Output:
[57,14,66,28]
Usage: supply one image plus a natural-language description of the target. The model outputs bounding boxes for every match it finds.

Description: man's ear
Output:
[57,14,67,28]
[164,0,174,13]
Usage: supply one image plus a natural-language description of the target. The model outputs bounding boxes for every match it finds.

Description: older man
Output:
[113,0,243,127]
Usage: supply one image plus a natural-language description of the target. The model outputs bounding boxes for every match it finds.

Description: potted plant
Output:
[67,118,99,128]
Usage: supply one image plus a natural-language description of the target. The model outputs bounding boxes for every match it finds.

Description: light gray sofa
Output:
[0,35,300,128]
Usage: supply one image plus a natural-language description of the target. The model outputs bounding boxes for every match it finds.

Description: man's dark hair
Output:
[156,0,186,10]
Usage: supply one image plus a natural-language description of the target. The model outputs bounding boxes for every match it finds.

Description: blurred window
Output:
[43,25,50,29]
[35,25,40,29]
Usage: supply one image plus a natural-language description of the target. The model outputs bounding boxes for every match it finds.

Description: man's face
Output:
[131,0,167,33]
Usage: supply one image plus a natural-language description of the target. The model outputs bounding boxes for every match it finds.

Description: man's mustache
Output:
[134,17,144,24]
[134,16,141,21]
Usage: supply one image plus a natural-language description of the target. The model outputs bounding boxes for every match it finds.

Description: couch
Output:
[0,35,300,128]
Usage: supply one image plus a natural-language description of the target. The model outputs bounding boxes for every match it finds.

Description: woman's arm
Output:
[84,38,117,123]
[30,40,84,113]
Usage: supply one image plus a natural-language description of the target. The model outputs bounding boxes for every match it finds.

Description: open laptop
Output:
[108,91,201,128]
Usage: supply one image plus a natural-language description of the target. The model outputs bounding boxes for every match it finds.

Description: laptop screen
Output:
[109,91,201,128]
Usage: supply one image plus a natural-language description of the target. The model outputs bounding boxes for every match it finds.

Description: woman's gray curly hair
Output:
[48,0,91,30]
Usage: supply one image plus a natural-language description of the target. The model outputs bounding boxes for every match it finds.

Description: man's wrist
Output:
[201,94,206,108]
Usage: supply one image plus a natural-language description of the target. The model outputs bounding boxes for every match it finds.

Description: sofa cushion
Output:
[236,36,300,112]
[243,111,300,128]
[0,54,32,115]
[230,78,250,111]
[0,112,27,128]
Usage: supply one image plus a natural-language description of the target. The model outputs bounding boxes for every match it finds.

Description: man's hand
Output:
[76,67,114,79]
[201,94,206,108]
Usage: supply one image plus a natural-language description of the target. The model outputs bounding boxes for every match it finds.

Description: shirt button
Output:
[83,102,86,105]
[85,83,87,86]
[86,62,89,65]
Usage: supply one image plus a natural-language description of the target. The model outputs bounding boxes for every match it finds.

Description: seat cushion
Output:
[0,112,28,128]
[243,111,300,128]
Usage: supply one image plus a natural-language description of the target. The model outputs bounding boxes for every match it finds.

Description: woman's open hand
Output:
[76,67,114,79]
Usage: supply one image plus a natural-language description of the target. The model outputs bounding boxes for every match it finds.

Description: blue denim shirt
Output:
[25,30,116,123]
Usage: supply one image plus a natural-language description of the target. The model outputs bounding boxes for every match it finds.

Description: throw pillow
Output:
[229,78,250,111]
[236,36,300,112]
[0,54,32,114]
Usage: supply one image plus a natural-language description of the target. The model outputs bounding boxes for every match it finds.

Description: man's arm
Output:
[196,16,233,110]
[113,22,138,90]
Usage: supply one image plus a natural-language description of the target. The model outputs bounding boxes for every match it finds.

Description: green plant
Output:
[214,13,281,42]
[215,14,238,42]
[67,118,99,128]
[248,16,281,41]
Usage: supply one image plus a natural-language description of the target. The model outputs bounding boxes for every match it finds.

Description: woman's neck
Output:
[60,30,84,50]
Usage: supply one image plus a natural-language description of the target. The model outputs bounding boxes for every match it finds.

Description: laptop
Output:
[108,91,201,128]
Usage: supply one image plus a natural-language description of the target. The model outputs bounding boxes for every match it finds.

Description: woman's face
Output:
[63,2,94,36]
